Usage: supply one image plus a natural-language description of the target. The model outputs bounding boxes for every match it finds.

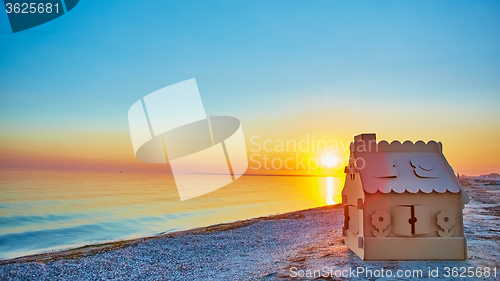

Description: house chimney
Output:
[353,133,377,153]
[354,133,376,142]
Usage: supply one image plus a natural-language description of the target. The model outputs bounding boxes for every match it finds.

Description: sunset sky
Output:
[1,1,499,176]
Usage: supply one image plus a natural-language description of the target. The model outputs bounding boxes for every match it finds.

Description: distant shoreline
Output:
[191,173,341,177]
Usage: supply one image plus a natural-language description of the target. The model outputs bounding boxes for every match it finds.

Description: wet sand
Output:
[0,178,498,280]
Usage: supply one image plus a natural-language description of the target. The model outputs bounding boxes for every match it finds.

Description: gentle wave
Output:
[0,168,343,260]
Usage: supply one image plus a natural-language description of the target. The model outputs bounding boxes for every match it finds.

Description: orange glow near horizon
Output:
[0,122,498,178]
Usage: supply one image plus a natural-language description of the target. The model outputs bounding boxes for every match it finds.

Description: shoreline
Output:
[0,205,340,266]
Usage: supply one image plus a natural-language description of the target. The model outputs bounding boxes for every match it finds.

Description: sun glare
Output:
[321,154,340,169]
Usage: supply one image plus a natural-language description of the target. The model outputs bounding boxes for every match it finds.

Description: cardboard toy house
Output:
[342,133,469,260]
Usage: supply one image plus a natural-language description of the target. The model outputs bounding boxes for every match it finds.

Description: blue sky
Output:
[1,1,499,174]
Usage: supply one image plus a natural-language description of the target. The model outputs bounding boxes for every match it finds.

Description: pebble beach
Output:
[0,178,498,280]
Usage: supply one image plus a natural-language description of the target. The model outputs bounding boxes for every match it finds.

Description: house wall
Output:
[363,192,463,238]
[342,154,365,259]
[342,171,364,207]
[344,208,364,260]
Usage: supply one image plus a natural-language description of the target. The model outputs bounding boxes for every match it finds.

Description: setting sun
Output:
[321,154,341,169]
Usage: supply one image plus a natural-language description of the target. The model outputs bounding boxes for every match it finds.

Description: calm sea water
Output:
[0,168,343,260]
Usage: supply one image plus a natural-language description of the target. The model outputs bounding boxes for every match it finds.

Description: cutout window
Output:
[347,205,359,234]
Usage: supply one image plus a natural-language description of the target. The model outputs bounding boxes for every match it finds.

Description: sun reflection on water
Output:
[326,176,336,205]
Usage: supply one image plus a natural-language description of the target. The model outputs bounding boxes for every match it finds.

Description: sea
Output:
[0,167,343,260]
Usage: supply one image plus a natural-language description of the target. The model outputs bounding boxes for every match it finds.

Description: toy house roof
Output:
[351,134,469,203]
